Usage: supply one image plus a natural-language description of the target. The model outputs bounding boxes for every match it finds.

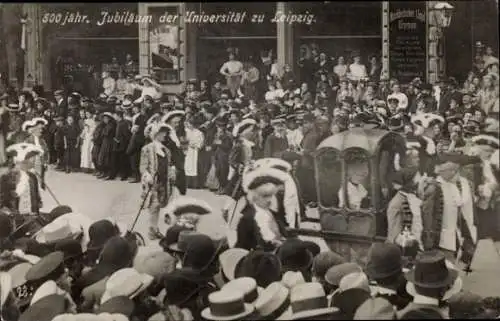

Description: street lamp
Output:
[433,2,454,28]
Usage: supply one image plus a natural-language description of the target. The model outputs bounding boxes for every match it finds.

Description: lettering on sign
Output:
[388,2,427,83]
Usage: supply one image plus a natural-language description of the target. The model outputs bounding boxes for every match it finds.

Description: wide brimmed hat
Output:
[330,288,372,320]
[254,282,290,320]
[167,230,202,253]
[182,233,225,271]
[365,243,403,280]
[201,289,255,321]
[6,103,21,112]
[121,99,133,109]
[325,262,363,287]
[133,250,176,280]
[162,110,185,124]
[404,250,458,289]
[25,252,65,283]
[159,224,193,253]
[6,143,44,163]
[311,251,347,280]
[222,277,263,304]
[100,267,154,304]
[219,248,249,281]
[242,167,288,193]
[86,219,120,252]
[95,295,135,317]
[411,113,445,128]
[22,117,48,132]
[232,118,257,137]
[164,196,213,217]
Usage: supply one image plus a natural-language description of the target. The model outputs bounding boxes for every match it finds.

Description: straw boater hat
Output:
[22,117,48,132]
[232,118,257,138]
[254,282,291,320]
[162,110,186,124]
[6,143,44,163]
[278,282,339,320]
[222,277,263,305]
[218,248,249,281]
[100,268,154,304]
[201,289,255,321]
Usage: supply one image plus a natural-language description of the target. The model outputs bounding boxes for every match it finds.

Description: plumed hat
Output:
[6,143,44,163]
[164,196,213,217]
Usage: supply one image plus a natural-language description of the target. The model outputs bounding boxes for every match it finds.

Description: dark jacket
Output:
[114,119,131,152]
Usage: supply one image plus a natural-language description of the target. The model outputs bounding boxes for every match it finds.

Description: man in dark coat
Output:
[53,116,66,171]
[198,103,218,186]
[126,103,147,183]
[54,90,68,118]
[108,111,131,180]
[264,116,288,158]
[296,114,320,206]
[213,115,233,194]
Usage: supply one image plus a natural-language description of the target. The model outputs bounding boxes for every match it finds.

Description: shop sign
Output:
[389,2,427,83]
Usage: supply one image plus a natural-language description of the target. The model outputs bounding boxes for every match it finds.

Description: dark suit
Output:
[126,113,146,181]
[198,120,217,186]
[56,99,68,118]
[110,119,131,179]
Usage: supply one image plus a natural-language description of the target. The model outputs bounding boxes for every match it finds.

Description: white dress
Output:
[184,128,204,177]
[80,118,96,169]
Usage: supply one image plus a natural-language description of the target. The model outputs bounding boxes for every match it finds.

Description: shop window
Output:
[147,6,181,84]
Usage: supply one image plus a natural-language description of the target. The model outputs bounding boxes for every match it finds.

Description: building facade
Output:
[5,2,497,93]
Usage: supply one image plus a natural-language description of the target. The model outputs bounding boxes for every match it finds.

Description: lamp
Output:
[433,2,454,28]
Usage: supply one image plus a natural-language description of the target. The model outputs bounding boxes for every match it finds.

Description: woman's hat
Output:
[19,294,67,321]
[471,134,499,149]
[101,112,115,119]
[164,196,213,217]
[7,102,21,112]
[410,113,445,129]
[282,282,339,320]
[254,282,290,320]
[6,143,44,163]
[7,262,34,306]
[218,248,249,281]
[405,254,462,300]
[252,158,292,173]
[133,250,176,280]
[232,118,257,137]
[404,250,458,289]
[201,289,255,321]
[162,110,185,124]
[121,100,133,109]
[242,167,288,193]
[100,267,154,304]
[222,277,262,304]
[22,117,48,132]
[365,242,403,280]
[236,250,282,288]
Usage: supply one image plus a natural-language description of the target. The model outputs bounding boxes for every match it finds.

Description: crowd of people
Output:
[0,41,499,320]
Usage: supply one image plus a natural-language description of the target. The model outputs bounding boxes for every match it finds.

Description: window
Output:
[147,6,181,84]
[316,149,342,208]
[342,149,371,211]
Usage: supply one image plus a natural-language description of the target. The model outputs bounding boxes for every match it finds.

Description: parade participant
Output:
[411,113,445,176]
[420,153,480,268]
[338,153,371,210]
[162,110,187,195]
[0,143,44,215]
[235,166,289,251]
[252,157,303,229]
[140,122,176,240]
[224,118,258,201]
[126,102,147,183]
[21,118,49,188]
[386,167,424,253]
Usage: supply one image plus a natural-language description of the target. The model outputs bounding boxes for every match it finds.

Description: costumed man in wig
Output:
[21,117,49,189]
[140,122,177,240]
[0,143,44,216]
[466,118,500,241]
[420,152,481,271]
[222,118,258,228]
[235,166,289,251]
[162,110,187,196]
[410,113,445,177]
